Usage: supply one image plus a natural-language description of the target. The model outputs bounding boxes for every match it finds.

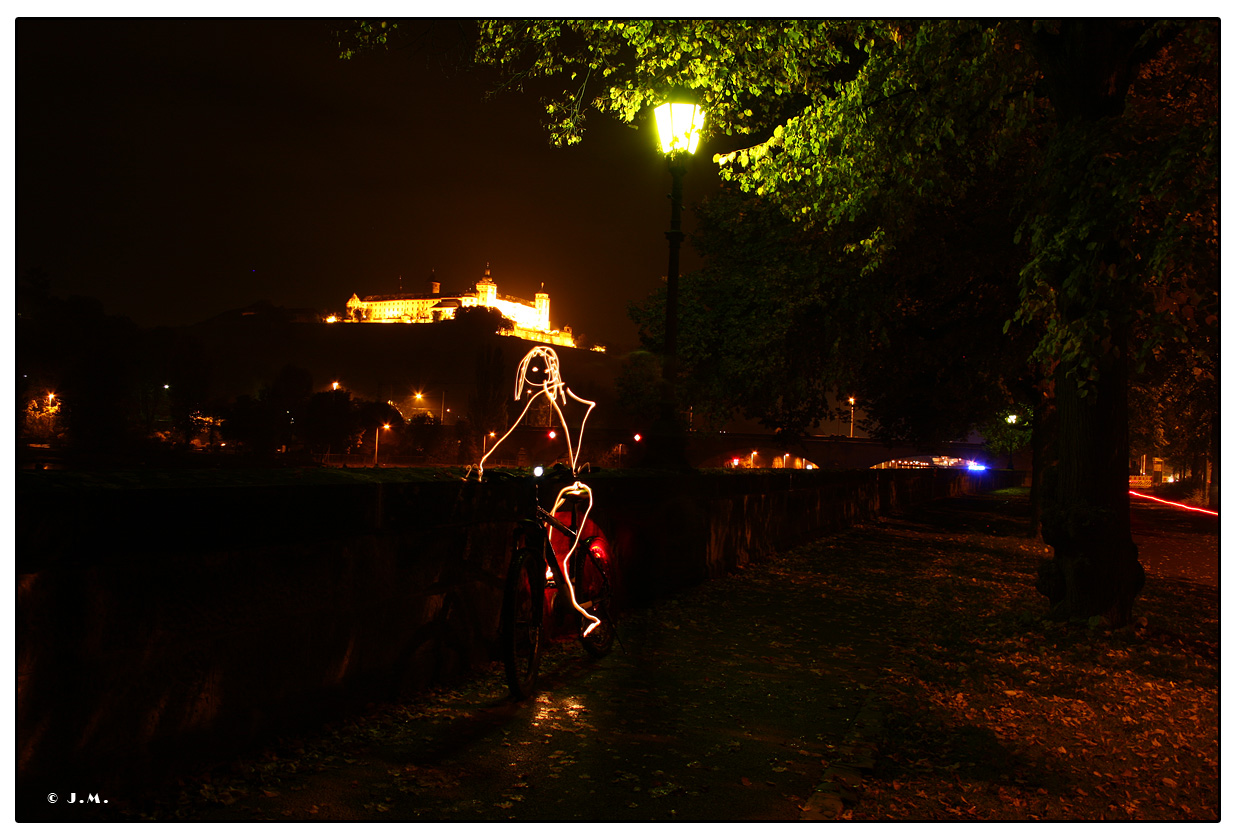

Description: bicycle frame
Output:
[516,477,605,636]
[520,478,581,576]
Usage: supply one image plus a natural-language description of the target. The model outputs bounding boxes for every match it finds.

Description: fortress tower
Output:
[476,264,497,307]
[535,283,550,332]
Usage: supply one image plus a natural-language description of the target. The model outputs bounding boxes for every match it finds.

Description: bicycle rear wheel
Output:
[501,541,546,698]
[577,536,615,659]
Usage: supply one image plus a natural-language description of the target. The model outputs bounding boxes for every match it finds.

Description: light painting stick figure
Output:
[478,346,603,636]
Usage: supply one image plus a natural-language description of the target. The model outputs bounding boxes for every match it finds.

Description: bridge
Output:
[682,432,997,470]
[547,429,1003,471]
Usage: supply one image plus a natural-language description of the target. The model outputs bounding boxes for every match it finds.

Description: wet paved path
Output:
[155,527,896,821]
[114,491,1216,822]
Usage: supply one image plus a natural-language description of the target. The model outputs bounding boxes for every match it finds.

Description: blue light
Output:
[967,463,987,472]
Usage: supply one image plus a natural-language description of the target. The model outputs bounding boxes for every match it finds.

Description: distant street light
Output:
[649,89,705,466]
[332,381,341,391]
[849,396,856,438]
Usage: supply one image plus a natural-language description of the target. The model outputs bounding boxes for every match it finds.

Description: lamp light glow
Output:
[654,100,705,155]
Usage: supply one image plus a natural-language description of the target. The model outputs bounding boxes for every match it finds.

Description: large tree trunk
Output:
[1027,19,1168,628]
[1037,323,1144,626]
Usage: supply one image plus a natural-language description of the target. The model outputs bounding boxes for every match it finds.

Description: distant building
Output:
[344,265,583,349]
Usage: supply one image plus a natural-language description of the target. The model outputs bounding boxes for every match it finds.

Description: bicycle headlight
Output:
[533,465,544,477]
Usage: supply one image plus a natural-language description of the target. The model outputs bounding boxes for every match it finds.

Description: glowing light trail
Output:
[1128,490,1218,516]
[478,346,604,636]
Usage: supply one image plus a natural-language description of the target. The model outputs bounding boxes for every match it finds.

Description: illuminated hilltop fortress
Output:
[345,265,583,349]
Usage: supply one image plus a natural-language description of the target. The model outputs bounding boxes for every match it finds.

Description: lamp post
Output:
[1005,414,1018,469]
[650,90,705,467]
[849,396,856,438]
[374,423,390,466]
[415,391,447,424]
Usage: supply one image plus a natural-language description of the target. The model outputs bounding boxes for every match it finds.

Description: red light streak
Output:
[1129,490,1218,516]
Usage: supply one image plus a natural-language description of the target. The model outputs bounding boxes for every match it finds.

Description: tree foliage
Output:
[477,19,1216,389]
[629,165,1033,443]
[336,20,398,60]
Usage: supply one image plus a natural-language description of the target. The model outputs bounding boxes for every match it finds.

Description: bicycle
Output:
[493,464,617,698]
[474,345,616,697]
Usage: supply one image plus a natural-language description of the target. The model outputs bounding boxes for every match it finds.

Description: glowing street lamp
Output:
[650,89,705,466]
[849,396,856,438]
[653,98,706,157]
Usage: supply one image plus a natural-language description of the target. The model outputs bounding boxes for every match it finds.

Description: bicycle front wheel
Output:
[501,543,546,699]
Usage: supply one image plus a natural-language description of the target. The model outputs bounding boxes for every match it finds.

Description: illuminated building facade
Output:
[345,265,578,348]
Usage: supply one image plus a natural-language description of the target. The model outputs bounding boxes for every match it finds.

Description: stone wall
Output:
[16,468,1020,789]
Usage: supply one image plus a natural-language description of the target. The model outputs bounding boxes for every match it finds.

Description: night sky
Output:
[16,18,724,351]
